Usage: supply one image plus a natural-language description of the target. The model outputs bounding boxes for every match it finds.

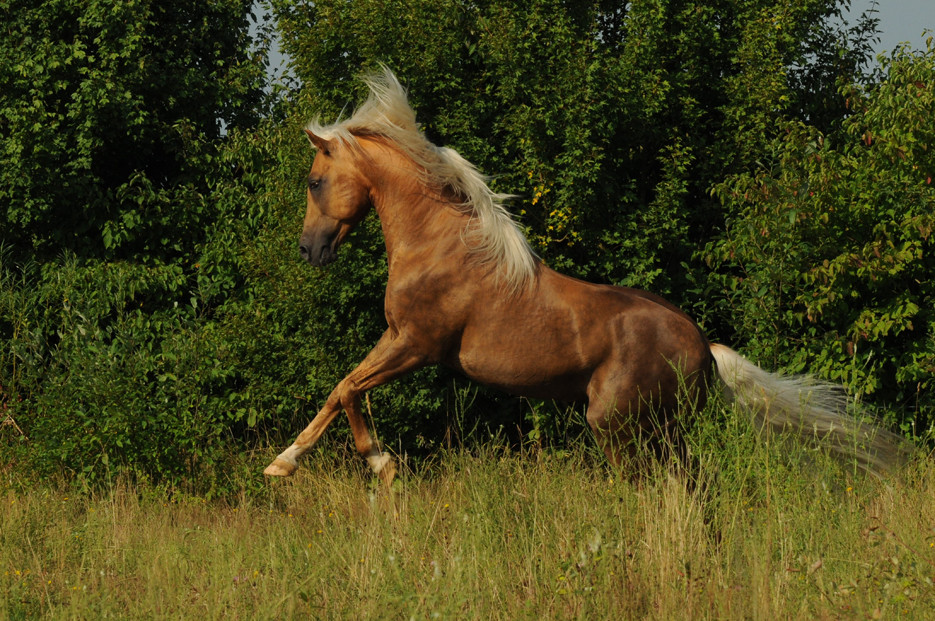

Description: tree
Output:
[271,0,876,302]
[0,0,266,262]
[6,0,919,489]
[705,39,935,430]
[0,0,271,488]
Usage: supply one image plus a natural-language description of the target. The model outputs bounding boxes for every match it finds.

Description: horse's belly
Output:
[449,332,592,401]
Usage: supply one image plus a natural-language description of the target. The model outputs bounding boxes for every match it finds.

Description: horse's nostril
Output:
[299,245,310,260]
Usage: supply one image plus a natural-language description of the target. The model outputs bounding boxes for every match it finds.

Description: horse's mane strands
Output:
[307,67,538,292]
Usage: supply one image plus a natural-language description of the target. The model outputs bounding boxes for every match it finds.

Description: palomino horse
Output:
[264,68,902,481]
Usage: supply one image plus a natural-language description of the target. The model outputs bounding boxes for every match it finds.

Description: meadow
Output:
[2,399,934,621]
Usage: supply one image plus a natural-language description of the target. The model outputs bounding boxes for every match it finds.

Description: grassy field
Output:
[2,408,935,620]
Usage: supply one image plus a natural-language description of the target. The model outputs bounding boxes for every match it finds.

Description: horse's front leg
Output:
[264,330,426,481]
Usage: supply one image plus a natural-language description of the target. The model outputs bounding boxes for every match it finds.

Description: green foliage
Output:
[0,0,271,488]
[0,0,266,262]
[272,0,867,298]
[1,252,231,485]
[4,0,931,490]
[705,39,935,430]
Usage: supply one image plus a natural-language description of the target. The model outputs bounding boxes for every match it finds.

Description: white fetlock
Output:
[366,451,393,475]
[276,452,299,468]
[277,445,302,468]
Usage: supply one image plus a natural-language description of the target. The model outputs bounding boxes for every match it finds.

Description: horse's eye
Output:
[308,178,321,190]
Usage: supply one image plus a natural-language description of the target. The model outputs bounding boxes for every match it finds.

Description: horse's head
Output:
[299,129,372,266]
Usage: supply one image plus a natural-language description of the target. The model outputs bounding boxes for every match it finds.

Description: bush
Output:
[704,41,935,432]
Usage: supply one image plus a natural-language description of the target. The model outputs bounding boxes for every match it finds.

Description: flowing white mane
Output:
[306,67,538,292]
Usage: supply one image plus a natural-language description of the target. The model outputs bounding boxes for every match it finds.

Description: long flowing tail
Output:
[709,343,908,474]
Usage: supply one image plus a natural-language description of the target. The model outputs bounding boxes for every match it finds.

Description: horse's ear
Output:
[305,129,333,155]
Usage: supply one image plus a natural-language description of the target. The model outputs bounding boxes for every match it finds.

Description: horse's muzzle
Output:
[299,241,337,266]
[299,227,340,266]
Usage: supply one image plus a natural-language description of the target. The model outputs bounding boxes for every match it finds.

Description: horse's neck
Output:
[369,158,470,275]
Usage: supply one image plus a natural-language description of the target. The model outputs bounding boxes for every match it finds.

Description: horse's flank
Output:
[306,67,538,292]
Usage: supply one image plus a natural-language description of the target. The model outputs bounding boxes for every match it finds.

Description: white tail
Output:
[709,343,907,474]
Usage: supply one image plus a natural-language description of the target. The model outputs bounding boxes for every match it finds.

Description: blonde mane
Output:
[306,67,538,292]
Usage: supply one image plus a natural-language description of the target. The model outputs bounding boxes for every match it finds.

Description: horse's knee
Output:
[330,377,361,408]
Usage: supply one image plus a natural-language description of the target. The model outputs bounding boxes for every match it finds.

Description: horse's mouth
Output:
[314,246,338,266]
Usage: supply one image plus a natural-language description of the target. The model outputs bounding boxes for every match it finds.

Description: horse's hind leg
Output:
[585,388,651,472]
[585,371,686,475]
[585,365,708,476]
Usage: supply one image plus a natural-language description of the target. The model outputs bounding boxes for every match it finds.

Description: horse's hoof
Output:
[379,459,397,487]
[263,459,297,477]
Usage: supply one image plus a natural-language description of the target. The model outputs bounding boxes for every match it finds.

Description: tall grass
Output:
[2,399,934,619]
